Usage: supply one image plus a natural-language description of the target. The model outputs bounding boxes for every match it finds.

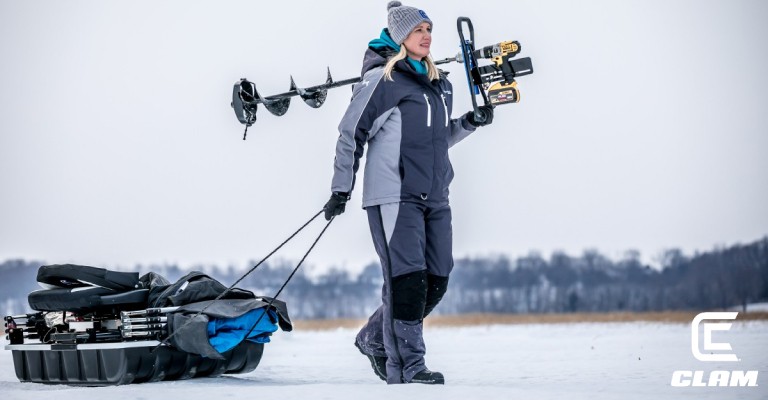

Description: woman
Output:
[323,1,494,385]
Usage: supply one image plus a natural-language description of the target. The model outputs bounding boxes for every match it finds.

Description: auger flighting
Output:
[231,17,534,140]
[231,69,361,140]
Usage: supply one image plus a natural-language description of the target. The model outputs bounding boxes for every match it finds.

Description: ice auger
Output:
[231,17,534,139]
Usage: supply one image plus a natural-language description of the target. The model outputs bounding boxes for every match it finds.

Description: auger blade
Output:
[231,78,258,126]
[292,75,328,109]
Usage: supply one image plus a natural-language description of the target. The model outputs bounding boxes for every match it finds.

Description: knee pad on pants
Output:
[424,274,449,318]
[391,270,427,321]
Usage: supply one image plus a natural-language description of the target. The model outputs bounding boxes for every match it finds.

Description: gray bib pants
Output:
[355,200,453,384]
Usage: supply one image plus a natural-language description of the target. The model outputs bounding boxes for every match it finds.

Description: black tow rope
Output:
[152,209,332,352]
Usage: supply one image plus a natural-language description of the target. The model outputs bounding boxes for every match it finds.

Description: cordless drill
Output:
[436,39,533,106]
[474,41,526,105]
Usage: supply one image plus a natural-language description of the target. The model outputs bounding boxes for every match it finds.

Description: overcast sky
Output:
[1,0,767,275]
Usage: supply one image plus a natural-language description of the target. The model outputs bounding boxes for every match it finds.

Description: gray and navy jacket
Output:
[331,45,477,208]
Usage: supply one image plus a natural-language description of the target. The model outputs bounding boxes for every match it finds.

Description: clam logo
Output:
[691,312,738,362]
[670,312,759,387]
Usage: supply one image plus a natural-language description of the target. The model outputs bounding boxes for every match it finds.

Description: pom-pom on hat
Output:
[387,1,432,45]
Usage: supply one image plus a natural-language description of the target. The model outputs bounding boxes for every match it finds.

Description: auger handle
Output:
[457,17,491,123]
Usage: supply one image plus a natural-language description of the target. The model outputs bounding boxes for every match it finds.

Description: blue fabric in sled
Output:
[207,308,278,353]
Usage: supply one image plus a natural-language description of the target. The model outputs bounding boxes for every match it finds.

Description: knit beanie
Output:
[387,1,432,45]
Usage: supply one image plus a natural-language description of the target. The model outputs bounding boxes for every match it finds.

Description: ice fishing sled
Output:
[4,264,292,386]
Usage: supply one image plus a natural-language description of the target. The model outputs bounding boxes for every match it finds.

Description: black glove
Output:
[465,105,495,127]
[323,192,349,221]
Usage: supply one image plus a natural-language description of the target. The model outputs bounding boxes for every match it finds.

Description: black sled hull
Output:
[7,340,263,386]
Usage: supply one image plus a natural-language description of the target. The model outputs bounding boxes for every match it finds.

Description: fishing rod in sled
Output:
[231,16,534,139]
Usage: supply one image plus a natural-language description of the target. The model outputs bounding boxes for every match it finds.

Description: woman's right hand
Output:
[323,192,349,221]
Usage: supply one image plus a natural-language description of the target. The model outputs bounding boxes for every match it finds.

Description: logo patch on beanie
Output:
[419,10,428,19]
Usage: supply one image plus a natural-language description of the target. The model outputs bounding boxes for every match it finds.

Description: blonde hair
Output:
[383,46,440,82]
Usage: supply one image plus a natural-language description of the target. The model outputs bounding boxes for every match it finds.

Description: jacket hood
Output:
[361,47,394,76]
[361,29,398,76]
[361,28,427,77]
[369,28,400,51]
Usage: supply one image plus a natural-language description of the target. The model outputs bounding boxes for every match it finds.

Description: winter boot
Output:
[354,341,387,381]
[409,368,445,385]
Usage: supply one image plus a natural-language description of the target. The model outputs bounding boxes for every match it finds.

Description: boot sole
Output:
[410,377,445,384]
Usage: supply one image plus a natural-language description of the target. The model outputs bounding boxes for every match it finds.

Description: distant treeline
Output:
[2,237,767,319]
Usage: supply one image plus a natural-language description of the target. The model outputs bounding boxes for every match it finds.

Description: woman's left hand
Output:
[466,105,494,127]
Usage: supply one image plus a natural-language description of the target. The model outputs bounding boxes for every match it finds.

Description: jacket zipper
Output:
[440,94,449,127]
[423,93,431,127]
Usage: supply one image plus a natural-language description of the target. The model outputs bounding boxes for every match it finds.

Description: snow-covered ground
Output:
[2,322,766,400]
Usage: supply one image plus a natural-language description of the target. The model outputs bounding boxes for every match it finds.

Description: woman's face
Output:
[402,22,432,60]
